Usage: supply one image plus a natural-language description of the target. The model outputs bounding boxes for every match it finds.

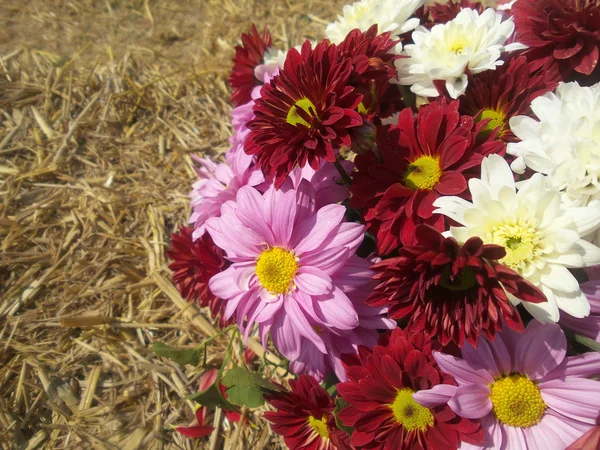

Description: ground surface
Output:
[0,1,343,448]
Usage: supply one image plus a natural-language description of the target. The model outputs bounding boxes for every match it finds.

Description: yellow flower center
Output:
[255,247,298,294]
[477,109,506,138]
[489,218,541,271]
[403,156,443,191]
[489,374,546,428]
[286,98,316,128]
[390,389,434,432]
[308,414,330,439]
[448,38,468,54]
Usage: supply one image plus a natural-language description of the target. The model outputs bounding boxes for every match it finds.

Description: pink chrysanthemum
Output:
[188,156,263,240]
[287,160,354,209]
[417,322,600,449]
[207,180,369,361]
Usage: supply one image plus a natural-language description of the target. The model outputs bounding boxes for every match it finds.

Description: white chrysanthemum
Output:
[508,82,600,212]
[325,0,425,46]
[433,154,600,323]
[395,8,525,99]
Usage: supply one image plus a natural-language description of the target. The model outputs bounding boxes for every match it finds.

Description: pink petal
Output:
[294,266,333,295]
[208,268,242,299]
[284,296,326,353]
[540,378,600,424]
[412,384,457,408]
[539,410,593,448]
[448,384,492,419]
[504,425,528,450]
[234,187,275,245]
[515,322,567,380]
[327,222,365,253]
[291,204,346,255]
[461,339,503,378]
[545,352,600,381]
[313,286,359,330]
[300,247,350,275]
[270,311,302,360]
[487,332,514,376]
[433,351,495,385]
[270,188,297,245]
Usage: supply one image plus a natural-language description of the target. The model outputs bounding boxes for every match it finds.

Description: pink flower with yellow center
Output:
[416,322,600,449]
[206,180,369,361]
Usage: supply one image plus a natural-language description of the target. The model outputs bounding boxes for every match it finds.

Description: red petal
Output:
[435,171,467,195]
[175,424,214,439]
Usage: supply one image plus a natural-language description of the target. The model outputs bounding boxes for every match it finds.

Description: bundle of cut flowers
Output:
[162,0,600,448]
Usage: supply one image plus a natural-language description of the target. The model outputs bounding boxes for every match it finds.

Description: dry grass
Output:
[0,1,345,448]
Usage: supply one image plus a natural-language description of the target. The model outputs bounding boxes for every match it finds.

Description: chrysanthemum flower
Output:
[229,24,272,106]
[512,0,600,82]
[166,227,231,327]
[287,256,396,381]
[325,0,425,45]
[433,154,600,323]
[395,8,525,98]
[426,0,485,24]
[458,55,558,142]
[207,181,368,360]
[246,41,363,189]
[508,82,600,213]
[287,160,354,209]
[264,375,351,450]
[424,322,600,449]
[367,224,546,347]
[188,156,264,240]
[336,327,485,449]
[350,99,504,254]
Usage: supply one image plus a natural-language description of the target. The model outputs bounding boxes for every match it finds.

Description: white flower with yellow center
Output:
[325,0,425,46]
[433,154,600,323]
[395,8,525,99]
[508,82,600,238]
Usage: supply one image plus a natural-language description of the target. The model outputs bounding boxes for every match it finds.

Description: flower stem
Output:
[334,158,352,186]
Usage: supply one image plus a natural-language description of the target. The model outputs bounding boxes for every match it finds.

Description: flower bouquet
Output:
[162,0,600,448]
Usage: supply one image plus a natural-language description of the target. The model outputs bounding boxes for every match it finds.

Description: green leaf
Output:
[221,366,282,409]
[152,342,201,367]
[574,333,600,352]
[186,383,233,409]
[334,397,353,436]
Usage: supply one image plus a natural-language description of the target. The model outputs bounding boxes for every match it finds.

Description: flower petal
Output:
[447,384,492,419]
[433,351,494,385]
[515,321,566,380]
[412,384,457,408]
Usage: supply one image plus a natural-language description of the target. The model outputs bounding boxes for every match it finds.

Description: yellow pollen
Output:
[448,39,467,54]
[308,414,330,439]
[255,247,298,294]
[489,374,546,428]
[390,389,434,432]
[286,98,316,128]
[489,218,541,271]
[477,109,506,138]
[403,156,443,191]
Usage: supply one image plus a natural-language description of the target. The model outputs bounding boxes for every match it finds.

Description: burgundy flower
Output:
[337,328,485,449]
[264,375,351,450]
[459,55,559,143]
[174,406,214,439]
[367,225,547,347]
[427,0,485,24]
[229,24,272,106]
[350,99,504,254]
[513,0,600,82]
[336,25,403,119]
[166,227,231,327]
[246,40,363,188]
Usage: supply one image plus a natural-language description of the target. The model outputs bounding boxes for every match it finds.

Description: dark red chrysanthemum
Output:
[337,25,403,119]
[426,0,485,24]
[166,227,231,327]
[337,328,485,450]
[229,24,272,106]
[513,0,600,82]
[246,40,363,188]
[459,55,559,143]
[350,99,504,254]
[264,375,351,450]
[367,225,547,347]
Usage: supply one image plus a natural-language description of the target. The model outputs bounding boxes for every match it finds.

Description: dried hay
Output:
[0,1,345,448]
